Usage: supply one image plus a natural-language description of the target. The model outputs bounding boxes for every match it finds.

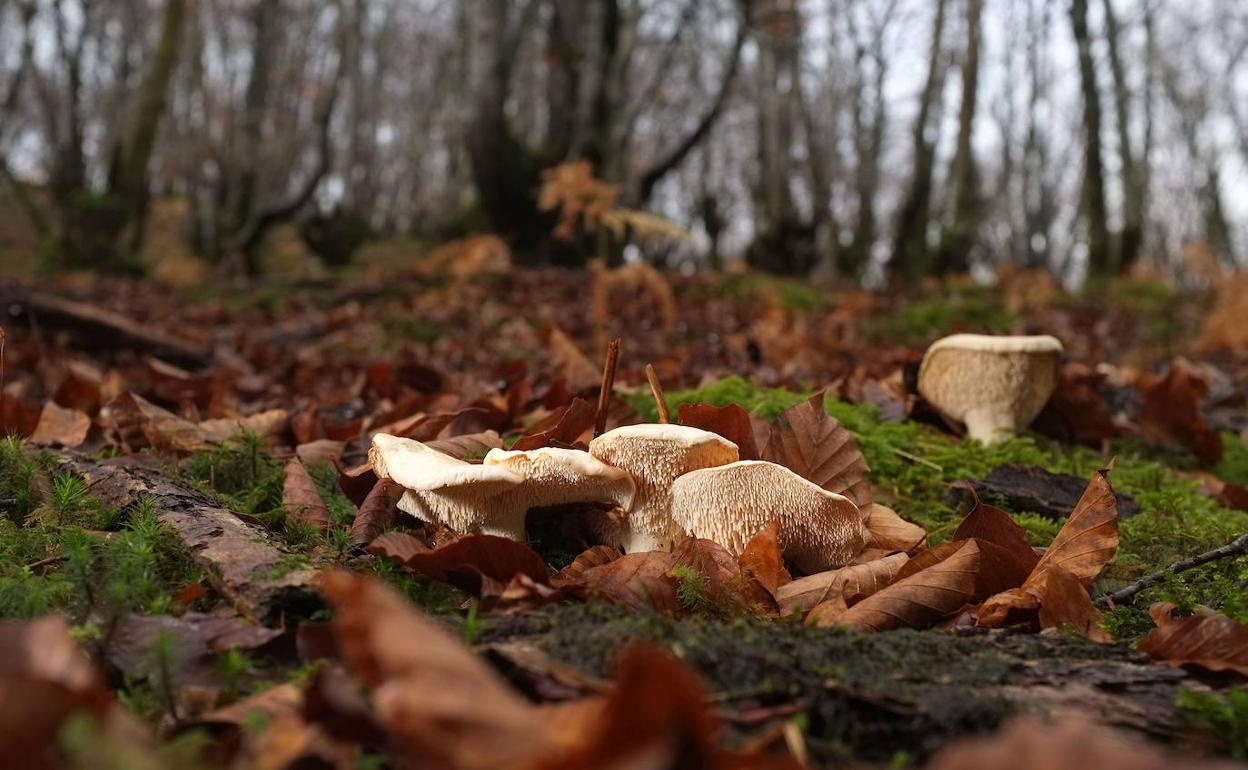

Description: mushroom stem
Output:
[963,406,1018,445]
[476,510,529,541]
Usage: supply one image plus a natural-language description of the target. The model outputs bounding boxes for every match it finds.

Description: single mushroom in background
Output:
[369,434,635,541]
[917,333,1063,445]
[589,424,739,553]
[670,460,867,574]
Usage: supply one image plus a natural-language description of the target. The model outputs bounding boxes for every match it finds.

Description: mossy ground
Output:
[632,376,1248,635]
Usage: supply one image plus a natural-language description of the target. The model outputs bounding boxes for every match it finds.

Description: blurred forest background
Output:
[1,0,1246,285]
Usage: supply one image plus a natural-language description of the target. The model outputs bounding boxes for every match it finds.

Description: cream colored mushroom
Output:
[670,460,867,573]
[369,434,635,541]
[917,333,1063,445]
[588,424,738,553]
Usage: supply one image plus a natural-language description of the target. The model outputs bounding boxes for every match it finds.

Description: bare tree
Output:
[1069,0,1112,278]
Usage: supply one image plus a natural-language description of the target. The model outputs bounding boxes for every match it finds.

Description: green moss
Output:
[717,274,830,312]
[185,431,285,519]
[1215,433,1248,487]
[862,287,1017,345]
[1178,688,1248,758]
[645,377,1248,635]
[0,436,37,522]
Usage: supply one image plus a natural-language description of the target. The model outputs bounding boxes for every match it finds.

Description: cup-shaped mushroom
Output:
[670,460,867,574]
[370,434,635,541]
[589,424,739,553]
[917,334,1063,445]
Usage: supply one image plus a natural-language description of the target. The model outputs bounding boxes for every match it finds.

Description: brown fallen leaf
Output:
[297,438,347,467]
[28,401,91,448]
[894,538,1030,602]
[1033,362,1117,447]
[1137,602,1248,677]
[738,521,791,597]
[551,545,622,587]
[426,429,504,460]
[198,408,289,444]
[547,326,603,392]
[784,552,909,618]
[1030,466,1119,586]
[1138,363,1223,465]
[1175,470,1248,512]
[349,478,403,547]
[284,458,331,530]
[924,716,1241,770]
[100,391,208,453]
[669,537,773,611]
[951,484,1040,573]
[533,643,804,770]
[513,398,597,451]
[814,540,980,630]
[369,532,549,597]
[320,571,557,770]
[677,402,760,459]
[762,392,872,506]
[580,551,680,613]
[863,503,927,553]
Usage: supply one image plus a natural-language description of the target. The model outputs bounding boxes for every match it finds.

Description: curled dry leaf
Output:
[1029,466,1119,586]
[863,503,927,553]
[368,531,549,597]
[284,457,331,530]
[894,538,1030,602]
[762,392,872,506]
[677,402,760,459]
[28,401,91,448]
[551,545,621,587]
[512,398,597,451]
[320,571,557,770]
[1138,363,1223,465]
[425,429,504,460]
[738,521,791,597]
[349,478,403,547]
[951,486,1040,573]
[813,540,980,631]
[579,551,680,613]
[782,552,910,618]
[1137,603,1248,677]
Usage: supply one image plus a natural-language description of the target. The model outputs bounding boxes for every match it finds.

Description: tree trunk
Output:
[935,0,983,277]
[1101,0,1143,274]
[891,0,948,283]
[1069,0,1112,279]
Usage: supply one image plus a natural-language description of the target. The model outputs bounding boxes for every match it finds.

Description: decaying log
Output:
[3,288,213,368]
[950,463,1141,519]
[56,454,319,623]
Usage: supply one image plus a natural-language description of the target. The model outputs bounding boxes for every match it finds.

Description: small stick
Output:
[594,338,621,437]
[645,364,670,424]
[893,446,942,472]
[0,327,5,422]
[1097,532,1248,607]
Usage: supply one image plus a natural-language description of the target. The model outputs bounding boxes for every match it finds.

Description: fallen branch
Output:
[1098,532,1248,607]
[54,453,320,622]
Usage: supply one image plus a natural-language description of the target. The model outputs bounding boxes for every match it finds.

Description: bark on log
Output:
[56,454,319,623]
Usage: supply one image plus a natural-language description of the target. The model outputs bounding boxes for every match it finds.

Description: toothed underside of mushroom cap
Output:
[917,344,1061,429]
[589,425,739,549]
[671,460,867,574]
[484,447,636,507]
[369,433,523,493]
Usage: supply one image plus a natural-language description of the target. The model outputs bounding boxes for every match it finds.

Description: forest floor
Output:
[1,263,1247,769]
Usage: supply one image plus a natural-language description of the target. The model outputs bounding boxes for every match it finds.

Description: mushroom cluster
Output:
[917,333,1063,444]
[370,425,870,572]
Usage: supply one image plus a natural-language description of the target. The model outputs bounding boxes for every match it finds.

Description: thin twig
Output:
[893,446,942,472]
[594,338,621,437]
[0,327,6,423]
[1097,532,1248,607]
[645,364,670,424]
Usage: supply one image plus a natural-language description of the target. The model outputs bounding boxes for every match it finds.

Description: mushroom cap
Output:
[484,446,636,511]
[917,334,1063,443]
[369,433,522,493]
[670,460,867,574]
[589,424,739,552]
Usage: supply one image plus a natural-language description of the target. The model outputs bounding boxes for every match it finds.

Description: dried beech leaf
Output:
[677,402,759,459]
[580,551,680,613]
[28,401,91,448]
[817,540,980,631]
[320,571,556,770]
[551,546,622,587]
[1137,603,1248,677]
[513,398,596,451]
[863,503,927,553]
[284,458,331,530]
[367,531,430,563]
[952,488,1040,574]
[1031,466,1119,586]
[198,408,289,444]
[350,479,403,547]
[784,552,910,619]
[101,392,207,453]
[1138,364,1223,465]
[738,521,791,596]
[425,430,504,460]
[368,532,548,597]
[762,392,872,506]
